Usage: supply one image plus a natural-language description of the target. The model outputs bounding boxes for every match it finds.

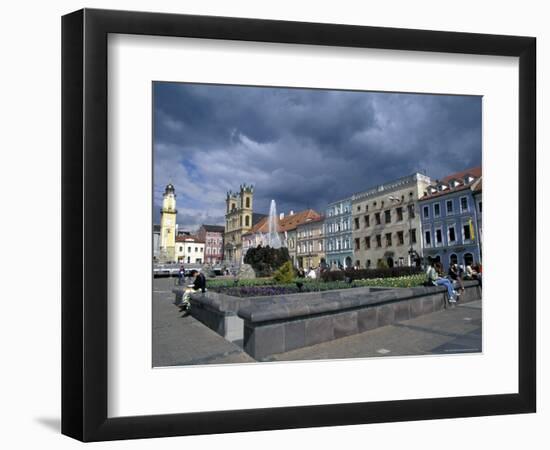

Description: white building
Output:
[175,235,205,264]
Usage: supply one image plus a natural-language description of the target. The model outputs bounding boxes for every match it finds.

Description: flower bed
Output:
[209,274,426,297]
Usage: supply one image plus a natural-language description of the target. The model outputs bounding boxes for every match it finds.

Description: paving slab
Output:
[267,300,482,362]
[153,278,255,367]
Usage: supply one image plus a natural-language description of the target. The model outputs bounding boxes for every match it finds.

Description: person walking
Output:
[178,264,186,286]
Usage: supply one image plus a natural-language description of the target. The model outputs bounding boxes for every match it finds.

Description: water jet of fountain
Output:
[265,199,282,248]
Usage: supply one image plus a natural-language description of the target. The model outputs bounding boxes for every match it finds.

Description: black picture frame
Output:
[62,8,536,442]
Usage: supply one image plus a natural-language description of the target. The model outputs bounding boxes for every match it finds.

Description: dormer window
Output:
[464,175,474,184]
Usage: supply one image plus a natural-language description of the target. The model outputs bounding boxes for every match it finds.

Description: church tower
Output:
[159,183,177,262]
[239,184,254,230]
[223,184,254,263]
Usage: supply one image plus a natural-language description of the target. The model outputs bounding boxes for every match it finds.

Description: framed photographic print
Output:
[62,8,536,442]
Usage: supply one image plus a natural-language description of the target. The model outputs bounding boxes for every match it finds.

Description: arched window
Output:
[245,215,250,226]
[245,197,250,208]
[450,253,458,266]
[464,253,474,266]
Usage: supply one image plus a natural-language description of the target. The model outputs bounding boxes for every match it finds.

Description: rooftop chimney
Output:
[279,212,285,220]
[289,210,294,215]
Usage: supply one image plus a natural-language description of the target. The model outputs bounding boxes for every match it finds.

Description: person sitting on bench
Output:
[426,260,457,303]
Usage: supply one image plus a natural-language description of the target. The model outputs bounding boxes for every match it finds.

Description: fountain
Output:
[264,199,283,248]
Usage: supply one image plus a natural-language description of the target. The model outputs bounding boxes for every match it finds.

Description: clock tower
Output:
[159,183,177,262]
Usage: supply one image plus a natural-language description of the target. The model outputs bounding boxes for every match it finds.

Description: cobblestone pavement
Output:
[153,278,481,366]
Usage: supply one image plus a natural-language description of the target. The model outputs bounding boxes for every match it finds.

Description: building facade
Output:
[351,173,432,268]
[175,235,205,264]
[324,199,353,269]
[471,177,482,262]
[286,228,297,267]
[223,184,254,264]
[153,224,161,261]
[418,167,482,272]
[296,217,325,269]
[159,183,177,262]
[197,224,225,264]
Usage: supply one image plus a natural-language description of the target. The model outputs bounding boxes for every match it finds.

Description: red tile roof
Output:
[244,209,321,235]
[175,235,204,244]
[421,166,481,200]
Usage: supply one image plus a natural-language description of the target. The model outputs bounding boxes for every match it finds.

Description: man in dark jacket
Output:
[190,269,206,293]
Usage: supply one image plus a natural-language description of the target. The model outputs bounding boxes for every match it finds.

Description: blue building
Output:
[324,198,353,269]
[418,167,482,272]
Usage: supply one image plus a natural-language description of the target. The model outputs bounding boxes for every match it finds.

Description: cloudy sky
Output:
[153,82,481,231]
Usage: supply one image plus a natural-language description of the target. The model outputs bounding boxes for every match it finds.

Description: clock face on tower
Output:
[165,218,172,226]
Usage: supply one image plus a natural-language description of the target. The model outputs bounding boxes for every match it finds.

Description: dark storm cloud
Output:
[153,82,481,230]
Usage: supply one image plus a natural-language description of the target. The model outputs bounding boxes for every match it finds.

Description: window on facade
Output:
[478,201,482,213]
[397,231,404,245]
[364,215,370,227]
[375,212,381,225]
[357,205,361,212]
[385,233,392,247]
[460,197,468,212]
[354,217,360,229]
[446,200,453,214]
[245,197,250,208]
[245,215,250,226]
[179,246,183,252]
[408,204,415,218]
[423,206,429,218]
[425,231,431,246]
[410,228,417,244]
[463,224,472,240]
[365,236,371,249]
[448,226,456,242]
[188,247,191,252]
[435,229,442,244]
[366,259,371,268]
[385,210,391,224]
[434,203,440,217]
[355,238,360,250]
[396,207,403,221]
[376,234,382,247]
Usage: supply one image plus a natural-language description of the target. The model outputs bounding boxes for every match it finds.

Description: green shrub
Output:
[272,261,295,284]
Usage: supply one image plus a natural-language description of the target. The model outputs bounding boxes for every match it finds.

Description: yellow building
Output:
[159,183,177,262]
[296,216,325,269]
[224,184,254,263]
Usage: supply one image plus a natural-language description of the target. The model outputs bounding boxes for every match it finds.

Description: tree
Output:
[273,261,295,284]
[244,245,291,277]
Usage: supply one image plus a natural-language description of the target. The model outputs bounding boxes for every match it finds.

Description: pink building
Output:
[197,224,225,264]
